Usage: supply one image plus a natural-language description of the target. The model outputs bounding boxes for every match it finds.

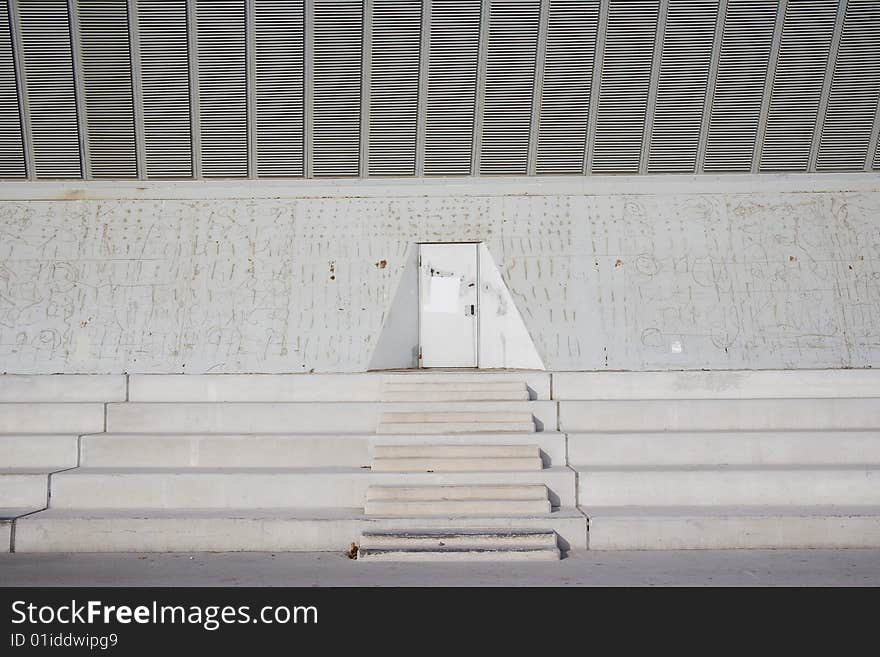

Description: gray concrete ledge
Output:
[0,173,876,201]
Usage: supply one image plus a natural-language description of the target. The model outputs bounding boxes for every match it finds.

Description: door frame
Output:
[417,241,481,369]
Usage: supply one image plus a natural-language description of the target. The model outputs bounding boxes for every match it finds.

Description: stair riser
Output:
[561,399,880,432]
[378,422,535,434]
[381,412,534,423]
[129,374,384,402]
[0,474,48,508]
[579,470,880,506]
[107,401,554,433]
[13,516,361,552]
[371,457,543,472]
[366,484,548,501]
[588,515,880,550]
[553,370,880,400]
[372,433,564,466]
[12,512,588,552]
[0,375,125,402]
[569,431,880,466]
[382,381,527,391]
[81,435,370,468]
[364,499,552,516]
[0,436,79,470]
[360,534,557,549]
[382,392,530,402]
[51,470,575,508]
[81,436,554,468]
[373,444,538,458]
[381,373,550,400]
[357,548,560,562]
[0,404,105,434]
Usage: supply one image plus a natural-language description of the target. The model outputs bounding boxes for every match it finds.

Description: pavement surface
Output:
[2,549,879,586]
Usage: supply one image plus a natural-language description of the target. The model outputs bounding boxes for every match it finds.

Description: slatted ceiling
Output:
[18,0,81,178]
[423,0,481,176]
[703,0,777,173]
[197,0,248,178]
[479,0,539,175]
[255,0,304,177]
[536,0,598,175]
[77,0,137,178]
[0,0,25,178]
[817,0,880,171]
[647,0,717,174]
[137,0,191,178]
[312,0,362,177]
[368,0,421,177]
[591,0,659,174]
[760,0,837,172]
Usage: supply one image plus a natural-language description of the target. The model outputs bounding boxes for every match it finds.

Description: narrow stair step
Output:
[371,456,543,472]
[357,546,560,561]
[378,421,535,434]
[380,411,534,423]
[364,498,552,516]
[366,483,548,501]
[360,528,557,549]
[373,444,539,458]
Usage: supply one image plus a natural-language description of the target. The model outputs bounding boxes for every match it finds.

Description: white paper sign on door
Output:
[424,275,460,313]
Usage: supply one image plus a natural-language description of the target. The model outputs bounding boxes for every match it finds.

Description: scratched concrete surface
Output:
[0,191,878,373]
[2,550,879,586]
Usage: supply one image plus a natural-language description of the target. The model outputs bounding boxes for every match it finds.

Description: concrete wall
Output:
[0,174,878,373]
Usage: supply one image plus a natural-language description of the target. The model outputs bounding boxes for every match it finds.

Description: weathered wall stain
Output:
[0,191,878,373]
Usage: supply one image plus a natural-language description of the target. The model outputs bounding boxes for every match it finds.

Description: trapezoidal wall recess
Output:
[368,242,544,370]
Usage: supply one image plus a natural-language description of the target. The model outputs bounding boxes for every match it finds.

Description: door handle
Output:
[465,304,475,316]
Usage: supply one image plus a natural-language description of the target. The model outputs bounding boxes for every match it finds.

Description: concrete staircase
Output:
[557,372,880,549]
[2,369,878,554]
[0,375,120,552]
[359,376,561,561]
[2,371,581,554]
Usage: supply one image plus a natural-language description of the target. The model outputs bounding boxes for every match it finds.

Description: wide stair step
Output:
[568,430,880,466]
[584,505,880,550]
[577,465,880,506]
[358,528,560,561]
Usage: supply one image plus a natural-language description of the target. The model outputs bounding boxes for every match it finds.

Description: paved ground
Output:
[1,549,879,586]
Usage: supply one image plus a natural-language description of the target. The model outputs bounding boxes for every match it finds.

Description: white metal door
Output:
[418,243,478,368]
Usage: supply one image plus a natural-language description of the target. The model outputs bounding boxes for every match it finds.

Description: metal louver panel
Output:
[368,0,421,176]
[536,0,598,175]
[18,0,81,178]
[479,0,539,175]
[77,0,137,178]
[817,0,880,171]
[647,0,717,173]
[137,0,192,178]
[591,0,659,174]
[255,0,304,177]
[197,0,247,178]
[0,0,25,178]
[424,0,481,176]
[874,129,880,170]
[760,0,837,172]
[312,0,362,177]
[703,0,777,172]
